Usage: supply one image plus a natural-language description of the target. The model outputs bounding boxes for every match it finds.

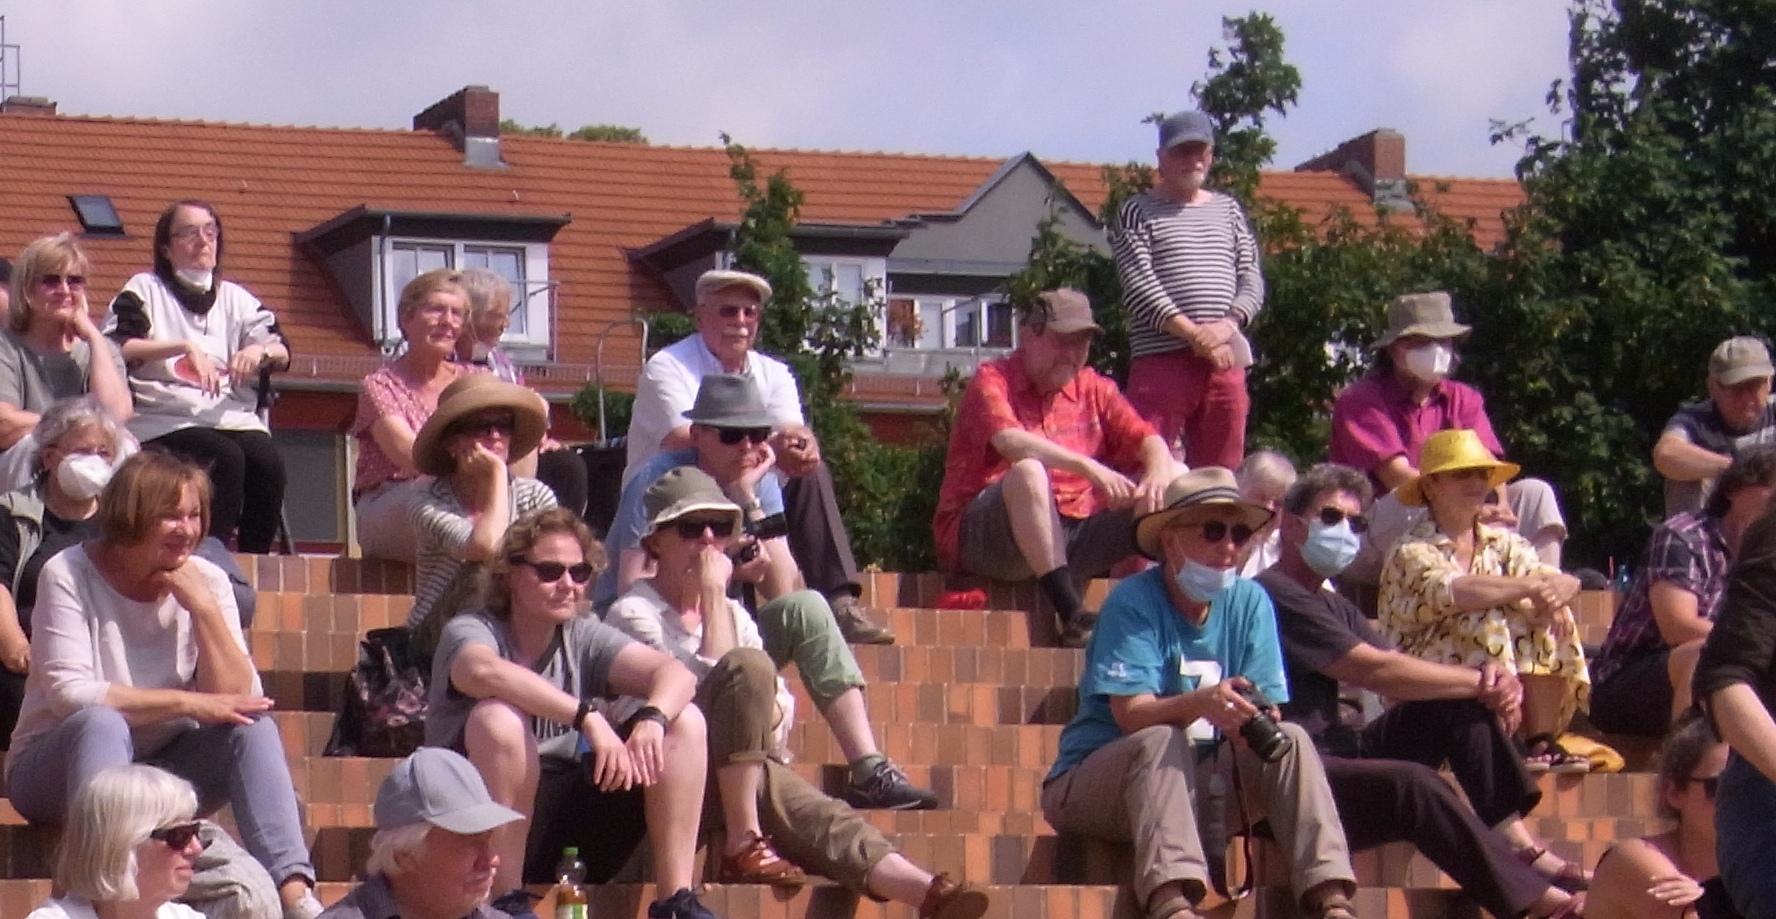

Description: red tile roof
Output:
[0,111,1523,396]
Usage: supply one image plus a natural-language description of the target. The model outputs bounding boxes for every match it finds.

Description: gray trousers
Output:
[7,705,316,887]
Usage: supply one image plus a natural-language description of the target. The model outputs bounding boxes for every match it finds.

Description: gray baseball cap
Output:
[1710,336,1775,386]
[1158,110,1216,150]
[373,748,523,835]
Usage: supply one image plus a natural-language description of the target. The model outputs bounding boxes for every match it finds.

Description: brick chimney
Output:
[1,95,57,116]
[1295,129,1411,213]
[413,85,503,169]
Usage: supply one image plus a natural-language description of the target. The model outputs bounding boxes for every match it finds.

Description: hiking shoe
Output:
[488,889,540,919]
[648,887,721,919]
[844,758,939,810]
[919,873,990,919]
[831,594,895,645]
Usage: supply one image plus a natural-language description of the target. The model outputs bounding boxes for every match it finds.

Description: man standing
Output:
[1255,463,1586,917]
[933,289,1174,647]
[1654,336,1776,517]
[1111,109,1264,469]
[626,269,890,644]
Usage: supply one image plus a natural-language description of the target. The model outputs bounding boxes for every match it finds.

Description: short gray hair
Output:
[365,822,433,877]
[1282,463,1375,516]
[55,764,198,902]
[33,396,128,474]
[1237,450,1297,499]
[457,268,513,328]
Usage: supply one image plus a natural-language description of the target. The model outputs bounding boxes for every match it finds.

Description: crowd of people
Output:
[5,107,1776,919]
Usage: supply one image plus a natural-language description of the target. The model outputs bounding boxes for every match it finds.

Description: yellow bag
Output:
[1558,733,1625,774]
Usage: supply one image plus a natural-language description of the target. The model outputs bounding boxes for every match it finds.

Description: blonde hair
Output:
[478,507,605,620]
[97,451,211,545]
[11,232,92,333]
[55,765,198,902]
[396,268,467,330]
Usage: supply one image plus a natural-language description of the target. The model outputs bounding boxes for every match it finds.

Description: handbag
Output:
[324,627,428,758]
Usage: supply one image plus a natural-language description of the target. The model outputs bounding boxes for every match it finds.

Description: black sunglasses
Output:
[716,427,771,446]
[1311,506,1370,534]
[672,517,736,539]
[1688,775,1720,801]
[149,822,209,851]
[1198,520,1257,547]
[511,558,595,585]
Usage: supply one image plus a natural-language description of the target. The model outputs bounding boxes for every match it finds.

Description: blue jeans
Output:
[1716,751,1776,917]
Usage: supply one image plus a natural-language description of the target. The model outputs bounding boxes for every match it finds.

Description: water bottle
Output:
[554,846,587,919]
[1613,563,1632,595]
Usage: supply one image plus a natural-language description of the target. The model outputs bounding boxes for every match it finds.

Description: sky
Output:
[1,2,1573,179]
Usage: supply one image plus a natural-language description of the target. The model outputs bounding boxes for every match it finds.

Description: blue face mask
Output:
[1173,558,1236,604]
[1301,519,1362,578]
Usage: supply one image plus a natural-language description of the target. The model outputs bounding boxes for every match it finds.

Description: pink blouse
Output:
[350,362,482,497]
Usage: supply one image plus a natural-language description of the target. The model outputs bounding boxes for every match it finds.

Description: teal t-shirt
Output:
[1047,568,1289,782]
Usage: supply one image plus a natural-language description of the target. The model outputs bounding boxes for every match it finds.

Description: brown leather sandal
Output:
[719,832,807,886]
[1517,845,1591,893]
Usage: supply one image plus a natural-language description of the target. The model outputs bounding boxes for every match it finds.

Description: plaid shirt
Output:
[933,356,1155,571]
[1594,511,1729,684]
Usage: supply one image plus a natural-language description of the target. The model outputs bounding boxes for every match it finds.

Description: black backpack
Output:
[324,627,428,758]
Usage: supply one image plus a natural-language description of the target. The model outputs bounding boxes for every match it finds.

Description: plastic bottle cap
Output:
[563,846,578,856]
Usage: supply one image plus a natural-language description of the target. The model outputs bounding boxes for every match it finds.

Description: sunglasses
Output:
[38,273,87,290]
[1310,506,1369,534]
[716,304,760,319]
[510,558,596,584]
[454,417,515,438]
[715,426,772,446]
[149,822,208,851]
[1196,520,1256,547]
[672,517,736,539]
[1688,775,1720,801]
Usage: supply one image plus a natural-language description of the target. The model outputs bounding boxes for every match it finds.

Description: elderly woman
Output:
[607,467,989,917]
[454,268,588,520]
[425,507,716,919]
[5,451,321,919]
[28,764,208,919]
[0,233,132,450]
[352,269,479,561]
[1378,429,1590,772]
[1588,717,1738,919]
[106,201,290,553]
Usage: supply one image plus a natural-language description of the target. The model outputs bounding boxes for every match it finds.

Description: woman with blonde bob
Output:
[0,233,132,451]
[30,764,206,918]
[351,269,480,561]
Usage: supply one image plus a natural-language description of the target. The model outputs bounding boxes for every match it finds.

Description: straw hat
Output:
[412,374,548,477]
[1395,429,1520,507]
[1133,467,1274,560]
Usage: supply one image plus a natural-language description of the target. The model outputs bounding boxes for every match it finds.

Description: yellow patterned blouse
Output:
[1378,517,1590,724]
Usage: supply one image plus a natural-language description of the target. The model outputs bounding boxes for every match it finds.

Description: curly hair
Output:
[477,507,607,620]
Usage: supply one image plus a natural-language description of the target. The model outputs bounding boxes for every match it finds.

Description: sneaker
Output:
[648,887,721,919]
[1059,611,1097,649]
[831,593,895,645]
[844,758,939,810]
[489,889,541,919]
[282,890,326,919]
[919,873,989,919]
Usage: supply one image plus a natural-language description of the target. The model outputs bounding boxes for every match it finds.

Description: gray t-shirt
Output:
[0,328,127,414]
[426,610,634,763]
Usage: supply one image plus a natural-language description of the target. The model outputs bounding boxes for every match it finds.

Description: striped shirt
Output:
[1110,191,1264,358]
[407,475,558,631]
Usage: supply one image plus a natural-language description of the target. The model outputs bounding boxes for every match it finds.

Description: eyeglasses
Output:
[1310,506,1369,534]
[511,558,595,585]
[454,417,515,438]
[716,304,760,320]
[1196,520,1256,547]
[170,223,220,242]
[1688,775,1721,801]
[715,427,771,446]
[38,274,87,290]
[149,822,208,851]
[672,517,736,539]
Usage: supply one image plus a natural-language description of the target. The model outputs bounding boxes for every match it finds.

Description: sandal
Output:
[719,831,807,887]
[1524,735,1590,775]
[1516,845,1591,893]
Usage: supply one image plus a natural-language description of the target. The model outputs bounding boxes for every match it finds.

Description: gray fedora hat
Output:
[1372,291,1473,349]
[682,374,776,429]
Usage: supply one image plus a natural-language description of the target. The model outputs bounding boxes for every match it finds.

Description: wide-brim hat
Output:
[682,374,776,429]
[640,466,743,541]
[1373,291,1472,349]
[412,374,548,477]
[1395,429,1520,507]
[1134,467,1275,560]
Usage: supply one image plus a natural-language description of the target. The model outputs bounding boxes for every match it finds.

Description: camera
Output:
[1232,683,1292,763]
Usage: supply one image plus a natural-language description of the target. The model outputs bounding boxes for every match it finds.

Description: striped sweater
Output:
[1109,191,1264,359]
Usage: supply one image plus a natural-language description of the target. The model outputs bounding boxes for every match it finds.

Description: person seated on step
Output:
[404,374,558,652]
[6,451,323,919]
[1257,462,1586,918]
[933,288,1175,648]
[1234,449,1295,577]
[1331,291,1566,586]
[625,268,890,645]
[605,468,989,919]
[1653,336,1776,519]
[1593,447,1776,737]
[1587,716,1741,919]
[1377,430,1592,775]
[426,507,718,919]
[598,374,937,811]
[318,747,524,919]
[1042,467,1359,919]
[27,765,208,919]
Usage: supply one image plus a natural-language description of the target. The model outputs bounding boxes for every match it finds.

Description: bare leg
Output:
[821,687,879,764]
[1669,638,1707,722]
[463,698,541,897]
[1001,458,1067,574]
[716,761,766,856]
[645,703,708,893]
[865,852,935,905]
[1520,674,1570,739]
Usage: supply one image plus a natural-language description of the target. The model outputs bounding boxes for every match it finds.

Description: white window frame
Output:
[376,236,552,354]
[883,292,1015,352]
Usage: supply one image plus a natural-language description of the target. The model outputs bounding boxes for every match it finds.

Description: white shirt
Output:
[623,335,805,485]
[29,893,205,918]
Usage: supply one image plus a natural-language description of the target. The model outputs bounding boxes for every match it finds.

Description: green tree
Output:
[568,124,649,144]
[498,119,563,138]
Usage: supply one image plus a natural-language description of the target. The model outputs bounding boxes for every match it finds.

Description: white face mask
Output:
[56,453,114,501]
[174,268,214,291]
[1401,342,1454,382]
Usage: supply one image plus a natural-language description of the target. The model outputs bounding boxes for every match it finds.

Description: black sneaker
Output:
[843,758,939,810]
[647,887,720,919]
[489,889,541,919]
[1059,611,1097,649]
[831,593,895,645]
